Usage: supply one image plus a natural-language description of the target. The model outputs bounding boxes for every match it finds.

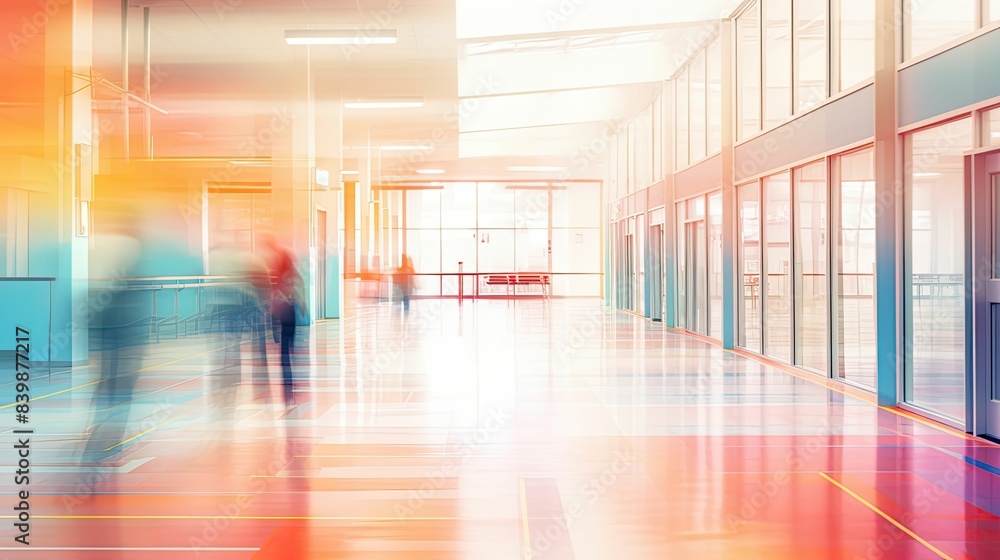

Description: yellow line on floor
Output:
[519,477,533,560]
[104,416,183,451]
[0,343,235,410]
[818,472,953,560]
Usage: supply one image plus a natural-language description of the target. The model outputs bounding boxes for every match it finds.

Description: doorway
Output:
[649,223,664,322]
[685,219,707,334]
[970,149,1000,437]
[316,209,327,318]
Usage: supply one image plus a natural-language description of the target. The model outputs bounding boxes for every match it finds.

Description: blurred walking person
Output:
[396,254,415,311]
[84,204,147,463]
[264,237,304,406]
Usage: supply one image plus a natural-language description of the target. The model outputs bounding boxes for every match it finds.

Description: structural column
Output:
[45,0,94,365]
[874,0,901,406]
[272,45,316,324]
[720,18,737,350]
[314,96,343,319]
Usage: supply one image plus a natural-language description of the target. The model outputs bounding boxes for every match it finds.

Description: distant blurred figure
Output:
[262,236,304,406]
[396,254,415,311]
[207,239,264,417]
[84,204,146,463]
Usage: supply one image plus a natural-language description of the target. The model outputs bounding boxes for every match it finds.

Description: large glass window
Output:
[739,183,762,352]
[690,53,707,163]
[401,183,601,297]
[905,118,972,421]
[707,39,723,155]
[764,0,792,129]
[737,4,761,141]
[676,68,690,169]
[764,172,793,362]
[633,106,653,189]
[796,0,827,112]
[991,0,1000,22]
[905,0,976,60]
[794,161,828,373]
[983,106,1000,147]
[836,0,874,91]
[834,149,877,389]
[478,183,515,228]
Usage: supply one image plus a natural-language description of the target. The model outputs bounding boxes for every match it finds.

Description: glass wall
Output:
[690,53,708,164]
[552,184,602,296]
[796,0,827,111]
[733,0,876,138]
[677,193,718,338]
[707,40,723,155]
[403,182,601,297]
[763,0,793,129]
[675,34,721,168]
[904,118,972,421]
[738,183,762,352]
[676,68,690,169]
[836,0,874,91]
[834,149,877,389]
[794,162,828,373]
[764,172,793,362]
[983,106,1000,146]
[737,4,761,141]
[904,0,976,60]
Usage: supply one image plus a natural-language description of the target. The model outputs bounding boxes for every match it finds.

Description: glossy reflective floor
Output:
[3,299,1000,559]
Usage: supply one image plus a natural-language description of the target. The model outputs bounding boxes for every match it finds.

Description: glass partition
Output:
[763,0,792,129]
[737,4,761,141]
[904,118,972,421]
[794,161,828,373]
[834,149,877,388]
[796,0,827,111]
[836,0,874,91]
[397,183,601,298]
[904,0,976,60]
[676,68,690,169]
[690,53,707,163]
[764,172,793,362]
[739,182,762,352]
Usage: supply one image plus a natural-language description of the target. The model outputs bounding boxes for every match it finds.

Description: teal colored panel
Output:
[0,282,51,361]
[900,27,1000,127]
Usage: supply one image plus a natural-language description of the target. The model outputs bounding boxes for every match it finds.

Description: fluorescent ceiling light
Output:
[345,100,423,109]
[229,160,270,166]
[913,172,941,178]
[991,132,1000,138]
[416,169,445,174]
[285,29,397,45]
[507,165,568,172]
[341,170,359,175]
[381,145,432,151]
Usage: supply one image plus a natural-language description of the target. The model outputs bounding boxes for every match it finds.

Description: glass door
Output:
[648,223,664,322]
[686,219,707,334]
[971,150,1000,437]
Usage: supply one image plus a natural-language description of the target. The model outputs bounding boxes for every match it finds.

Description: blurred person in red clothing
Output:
[261,235,305,406]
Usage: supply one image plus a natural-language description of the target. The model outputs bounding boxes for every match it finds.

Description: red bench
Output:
[482,274,550,298]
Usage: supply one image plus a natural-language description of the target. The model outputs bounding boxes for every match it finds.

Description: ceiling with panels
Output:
[0,0,745,182]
